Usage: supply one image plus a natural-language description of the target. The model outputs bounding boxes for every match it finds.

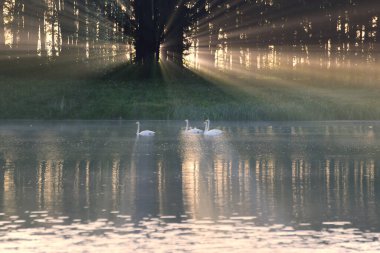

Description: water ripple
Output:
[0,214,379,252]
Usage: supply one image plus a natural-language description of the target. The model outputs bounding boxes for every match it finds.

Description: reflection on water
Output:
[1,121,380,251]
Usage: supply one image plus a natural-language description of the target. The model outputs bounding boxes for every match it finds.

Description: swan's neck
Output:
[185,121,189,131]
[136,123,140,135]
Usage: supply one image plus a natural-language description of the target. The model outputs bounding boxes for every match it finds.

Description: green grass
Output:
[0,61,380,120]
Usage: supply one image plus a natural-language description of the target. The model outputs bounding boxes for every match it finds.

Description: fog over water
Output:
[0,121,380,251]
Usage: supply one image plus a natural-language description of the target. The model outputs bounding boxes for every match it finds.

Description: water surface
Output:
[0,120,380,252]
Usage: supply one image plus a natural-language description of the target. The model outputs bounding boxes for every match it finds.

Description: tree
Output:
[131,0,208,65]
[0,0,5,53]
[59,0,76,58]
[133,0,159,63]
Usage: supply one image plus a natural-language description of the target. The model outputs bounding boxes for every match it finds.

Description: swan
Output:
[136,121,155,136]
[185,119,203,134]
[204,119,223,136]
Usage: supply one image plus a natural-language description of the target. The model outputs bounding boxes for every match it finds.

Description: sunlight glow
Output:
[176,0,379,101]
[1,0,133,65]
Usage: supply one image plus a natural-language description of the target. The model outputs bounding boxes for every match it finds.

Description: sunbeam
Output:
[0,0,133,65]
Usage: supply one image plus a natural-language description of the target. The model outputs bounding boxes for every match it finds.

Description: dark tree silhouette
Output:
[131,0,208,65]
[133,0,159,63]
[59,0,76,57]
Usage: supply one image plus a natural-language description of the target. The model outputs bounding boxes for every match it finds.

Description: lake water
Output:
[0,120,380,252]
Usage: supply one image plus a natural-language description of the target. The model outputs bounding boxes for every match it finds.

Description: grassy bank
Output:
[1,61,380,120]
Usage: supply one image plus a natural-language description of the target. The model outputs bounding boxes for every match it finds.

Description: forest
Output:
[0,0,378,66]
[0,0,379,119]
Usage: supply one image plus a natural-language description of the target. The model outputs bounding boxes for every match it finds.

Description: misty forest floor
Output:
[1,61,380,120]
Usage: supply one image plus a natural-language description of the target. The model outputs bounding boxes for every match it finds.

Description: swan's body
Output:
[185,120,203,134]
[136,122,155,136]
[204,120,223,136]
[189,127,203,134]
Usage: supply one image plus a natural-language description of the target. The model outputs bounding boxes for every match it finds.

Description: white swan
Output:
[185,119,203,134]
[136,121,155,136]
[204,119,223,136]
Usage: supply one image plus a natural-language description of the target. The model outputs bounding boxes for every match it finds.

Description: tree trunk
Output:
[161,1,187,65]
[134,0,159,63]
[0,0,5,54]
[36,0,46,57]
[59,0,76,58]
[24,0,40,56]
[76,0,87,61]
[12,0,23,52]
